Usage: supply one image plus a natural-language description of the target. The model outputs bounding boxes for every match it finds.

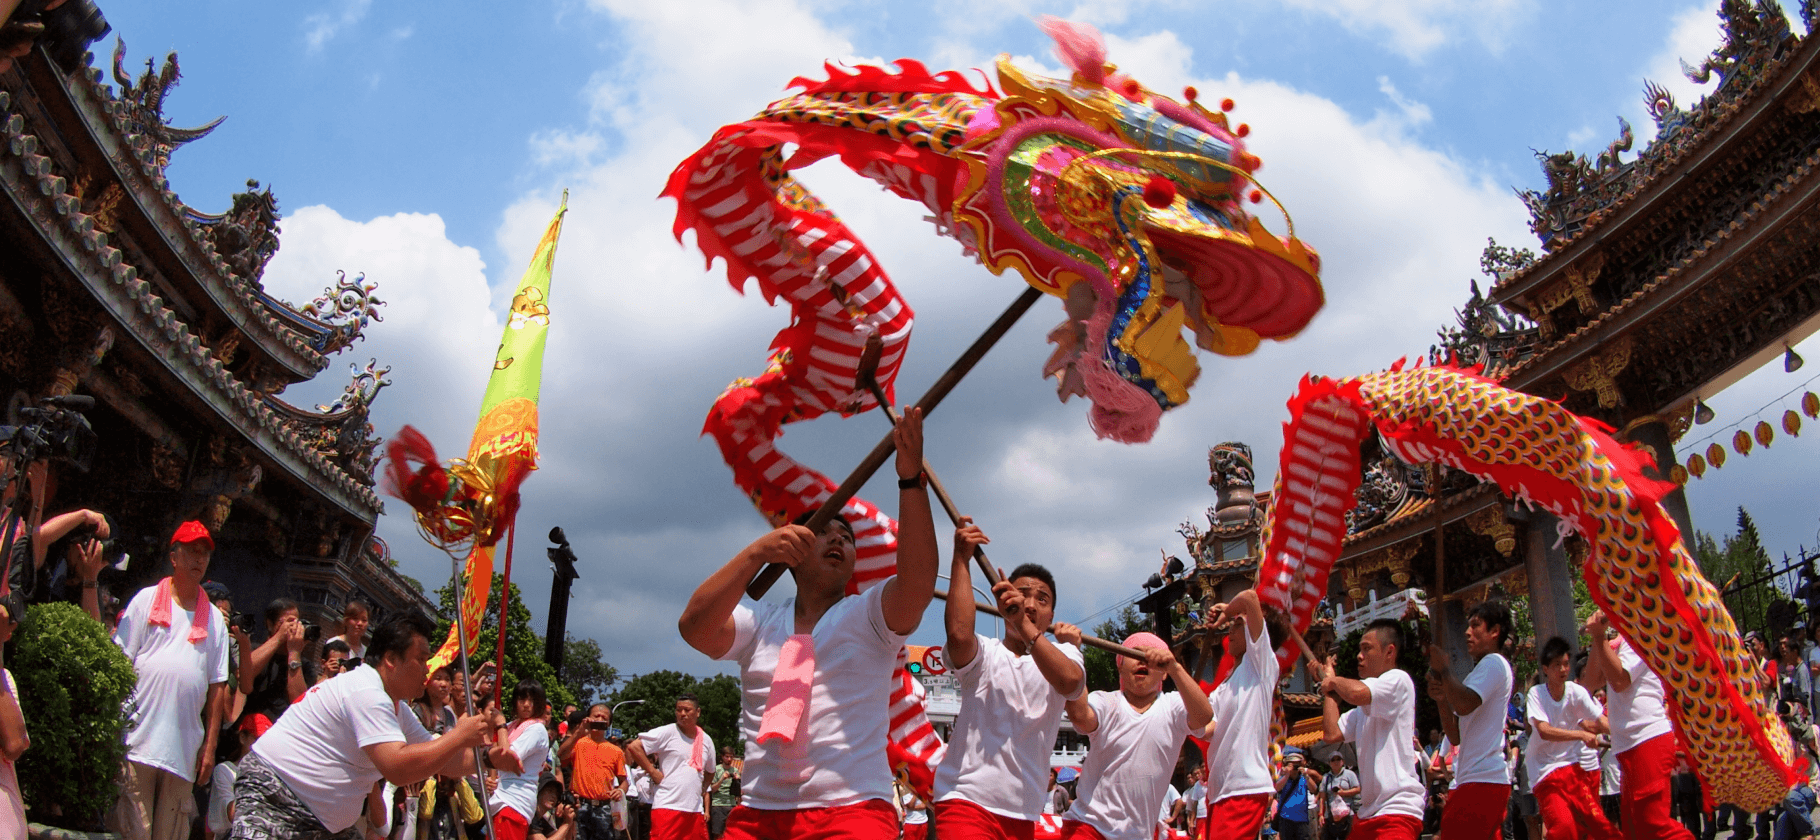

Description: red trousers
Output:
[1057,820,1107,840]
[1617,734,1695,840]
[903,822,928,840]
[1351,814,1422,840]
[652,808,708,840]
[1202,794,1270,840]
[720,800,899,840]
[1534,767,1621,840]
[932,798,1036,840]
[1439,782,1509,839]
[492,807,529,840]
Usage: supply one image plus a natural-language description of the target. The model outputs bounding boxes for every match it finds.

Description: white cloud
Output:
[303,0,373,53]
[528,129,604,170]
[1270,0,1531,60]
[1375,76,1433,132]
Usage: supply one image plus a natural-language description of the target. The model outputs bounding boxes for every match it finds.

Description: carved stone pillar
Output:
[1624,415,1696,543]
[1523,512,1579,654]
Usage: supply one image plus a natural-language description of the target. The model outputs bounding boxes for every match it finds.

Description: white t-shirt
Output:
[207,761,238,833]
[717,581,910,809]
[1337,669,1423,820]
[1063,690,1190,840]
[627,764,653,801]
[934,635,1085,820]
[901,788,929,825]
[639,723,714,813]
[1451,654,1513,787]
[490,721,550,820]
[1157,783,1180,824]
[1184,782,1206,818]
[1525,682,1601,785]
[114,585,231,781]
[1607,640,1672,754]
[324,634,367,662]
[1202,622,1279,802]
[1599,747,1621,796]
[250,664,435,831]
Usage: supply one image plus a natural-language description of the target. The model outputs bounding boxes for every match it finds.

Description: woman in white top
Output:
[490,680,552,840]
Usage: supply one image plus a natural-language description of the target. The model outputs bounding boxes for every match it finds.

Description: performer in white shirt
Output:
[1426,601,1515,840]
[678,409,938,840]
[932,519,1085,839]
[1579,611,1694,840]
[1196,589,1287,840]
[1525,636,1620,840]
[627,694,716,840]
[1315,619,1424,840]
[1059,632,1213,840]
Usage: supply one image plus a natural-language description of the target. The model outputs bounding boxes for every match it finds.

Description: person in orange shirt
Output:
[559,703,627,840]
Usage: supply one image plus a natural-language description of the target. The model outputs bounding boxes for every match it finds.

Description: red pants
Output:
[1617,734,1694,840]
[903,823,928,840]
[653,808,708,840]
[492,807,529,840]
[1351,814,1422,840]
[1534,767,1621,840]
[1057,820,1106,840]
[720,800,899,840]
[1202,794,1270,840]
[1438,782,1509,839]
[932,798,1036,840]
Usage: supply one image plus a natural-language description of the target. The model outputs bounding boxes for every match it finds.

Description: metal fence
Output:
[1718,545,1820,639]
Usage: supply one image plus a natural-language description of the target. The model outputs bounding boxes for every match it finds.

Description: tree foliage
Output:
[606,670,743,755]
[1083,605,1152,692]
[1694,507,1797,636]
[16,602,137,829]
[435,571,603,712]
[560,633,620,707]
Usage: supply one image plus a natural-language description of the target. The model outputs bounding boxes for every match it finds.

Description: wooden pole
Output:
[932,588,1149,659]
[746,286,1044,599]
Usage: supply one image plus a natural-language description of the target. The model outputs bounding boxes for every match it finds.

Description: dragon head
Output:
[951,20,1322,442]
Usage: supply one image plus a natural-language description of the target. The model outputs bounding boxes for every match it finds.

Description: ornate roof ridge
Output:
[1495,2,1803,295]
[0,91,381,518]
[1497,141,1820,380]
[59,46,338,379]
[1341,481,1500,548]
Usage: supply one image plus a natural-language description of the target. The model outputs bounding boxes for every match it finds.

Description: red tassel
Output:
[1249,190,1263,204]
[1183,86,1198,101]
[1236,123,1250,138]
[383,426,449,512]
[1220,98,1235,112]
[1143,176,1177,208]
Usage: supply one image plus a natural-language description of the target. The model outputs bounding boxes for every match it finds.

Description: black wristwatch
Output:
[898,472,925,490]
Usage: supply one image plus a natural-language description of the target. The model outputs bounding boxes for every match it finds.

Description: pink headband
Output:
[1121,632,1167,656]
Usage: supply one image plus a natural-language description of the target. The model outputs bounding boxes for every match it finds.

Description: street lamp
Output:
[545,527,581,678]
[937,572,1001,636]
[609,698,646,740]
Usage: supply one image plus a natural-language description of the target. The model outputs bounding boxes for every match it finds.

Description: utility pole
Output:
[545,526,580,678]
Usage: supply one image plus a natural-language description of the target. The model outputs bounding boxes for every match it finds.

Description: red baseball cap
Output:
[171,520,214,550]
[238,713,273,736]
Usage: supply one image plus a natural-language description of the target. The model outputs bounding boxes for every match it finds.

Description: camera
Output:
[2,395,97,473]
[303,623,321,642]
[587,720,609,730]
[230,612,257,634]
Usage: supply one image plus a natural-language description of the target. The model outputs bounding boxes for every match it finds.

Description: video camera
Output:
[2,394,97,473]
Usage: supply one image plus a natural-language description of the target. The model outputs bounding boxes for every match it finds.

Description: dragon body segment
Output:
[1254,364,1797,812]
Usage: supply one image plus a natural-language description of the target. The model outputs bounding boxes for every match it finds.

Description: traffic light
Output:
[907,661,924,675]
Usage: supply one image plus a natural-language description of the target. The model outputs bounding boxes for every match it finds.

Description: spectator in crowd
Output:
[1671,752,1703,839]
[529,774,576,840]
[1427,601,1516,840]
[897,780,928,840]
[321,639,352,680]
[1182,765,1205,837]
[627,694,716,840]
[1581,611,1694,840]
[325,599,371,662]
[558,705,578,739]
[207,715,266,840]
[0,597,28,840]
[931,518,1086,840]
[1316,619,1424,840]
[1157,777,1181,835]
[1060,632,1213,840]
[111,520,230,840]
[626,759,653,840]
[1776,700,1818,840]
[676,409,938,840]
[1319,753,1359,840]
[708,745,740,839]
[557,703,626,840]
[1044,768,1071,817]
[241,598,315,724]
[228,612,494,839]
[490,680,550,840]
[1274,751,1319,840]
[1781,634,1814,709]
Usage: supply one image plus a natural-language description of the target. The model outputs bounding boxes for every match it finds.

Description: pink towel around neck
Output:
[148,577,208,643]
[688,725,707,773]
[756,633,814,779]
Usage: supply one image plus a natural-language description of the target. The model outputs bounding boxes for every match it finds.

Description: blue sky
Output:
[95,0,1820,678]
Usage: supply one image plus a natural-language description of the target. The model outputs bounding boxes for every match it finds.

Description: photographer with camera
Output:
[228,613,498,839]
[557,704,626,840]
[530,774,577,840]
[0,394,102,618]
[109,521,231,840]
[241,598,320,724]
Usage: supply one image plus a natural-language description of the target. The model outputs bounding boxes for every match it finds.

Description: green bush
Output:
[14,601,136,829]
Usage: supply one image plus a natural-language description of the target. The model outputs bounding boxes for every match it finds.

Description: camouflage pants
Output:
[228,751,360,840]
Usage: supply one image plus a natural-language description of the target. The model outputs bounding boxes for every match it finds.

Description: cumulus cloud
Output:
[1269,0,1532,61]
[303,0,373,53]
